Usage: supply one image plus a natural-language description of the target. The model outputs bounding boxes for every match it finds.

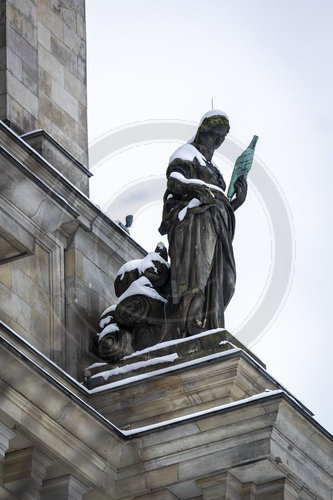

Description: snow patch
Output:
[99,316,112,329]
[90,348,240,393]
[117,252,169,280]
[86,362,107,370]
[170,171,224,195]
[98,323,120,341]
[178,197,201,221]
[169,143,207,166]
[122,389,282,435]
[91,353,179,381]
[219,340,238,349]
[199,109,229,126]
[116,276,167,304]
[123,327,226,360]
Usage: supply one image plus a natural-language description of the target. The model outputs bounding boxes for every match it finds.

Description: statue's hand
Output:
[231,176,247,211]
[234,176,247,204]
[195,185,216,204]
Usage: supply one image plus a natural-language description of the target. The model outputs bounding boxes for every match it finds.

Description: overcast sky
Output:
[86,0,333,433]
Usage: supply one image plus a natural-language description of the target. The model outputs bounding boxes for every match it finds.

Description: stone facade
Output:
[0,1,332,499]
[0,0,88,166]
[0,120,146,376]
[1,322,333,499]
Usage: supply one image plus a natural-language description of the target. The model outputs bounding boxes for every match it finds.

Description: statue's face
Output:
[211,123,230,149]
[195,117,230,152]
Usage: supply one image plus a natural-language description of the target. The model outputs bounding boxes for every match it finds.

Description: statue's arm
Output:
[167,163,216,203]
[230,176,248,211]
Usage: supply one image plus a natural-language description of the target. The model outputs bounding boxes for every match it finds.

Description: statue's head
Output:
[195,109,230,150]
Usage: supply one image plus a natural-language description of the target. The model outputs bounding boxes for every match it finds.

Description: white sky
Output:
[86,0,333,433]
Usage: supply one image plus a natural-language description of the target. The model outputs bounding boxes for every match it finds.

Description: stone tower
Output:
[0,0,88,166]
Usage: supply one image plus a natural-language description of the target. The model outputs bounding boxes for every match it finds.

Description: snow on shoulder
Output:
[170,171,223,195]
[169,143,207,166]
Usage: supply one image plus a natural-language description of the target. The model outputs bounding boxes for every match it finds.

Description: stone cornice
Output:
[0,121,147,256]
[2,320,332,445]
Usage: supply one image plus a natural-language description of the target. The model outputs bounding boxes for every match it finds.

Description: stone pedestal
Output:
[82,328,333,499]
[0,320,332,499]
[86,329,302,431]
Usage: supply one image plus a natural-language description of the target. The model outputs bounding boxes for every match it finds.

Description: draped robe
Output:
[159,144,236,337]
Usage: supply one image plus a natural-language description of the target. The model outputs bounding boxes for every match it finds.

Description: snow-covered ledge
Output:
[86,328,310,431]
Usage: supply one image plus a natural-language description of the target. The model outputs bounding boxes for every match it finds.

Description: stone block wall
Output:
[0,0,87,166]
[0,123,147,378]
[0,216,142,378]
[0,243,53,358]
[65,227,127,376]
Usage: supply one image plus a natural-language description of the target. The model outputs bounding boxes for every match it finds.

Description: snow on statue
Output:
[95,109,257,362]
[159,110,256,338]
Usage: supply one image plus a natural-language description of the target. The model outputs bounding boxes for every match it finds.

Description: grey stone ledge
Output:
[0,120,147,256]
[21,128,92,177]
[0,143,79,218]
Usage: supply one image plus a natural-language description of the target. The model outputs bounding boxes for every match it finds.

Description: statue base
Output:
[83,329,288,431]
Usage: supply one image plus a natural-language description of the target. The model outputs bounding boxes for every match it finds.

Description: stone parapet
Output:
[86,329,309,431]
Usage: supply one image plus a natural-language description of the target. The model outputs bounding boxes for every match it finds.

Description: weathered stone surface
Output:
[1,239,333,499]
[115,392,332,498]
[6,25,38,66]
[6,91,37,132]
[134,490,179,500]
[0,422,15,460]
[0,329,129,498]
[2,446,52,500]
[6,2,37,48]
[1,0,88,165]
[196,472,243,500]
[146,464,178,490]
[40,475,90,500]
[37,20,51,51]
[22,129,91,195]
[0,5,332,499]
[6,71,38,117]
[6,47,23,81]
[38,1,64,41]
[64,67,86,105]
[38,43,64,85]
[0,122,146,375]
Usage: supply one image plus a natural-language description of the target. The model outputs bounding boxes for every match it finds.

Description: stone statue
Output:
[159,110,248,338]
[94,109,253,362]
